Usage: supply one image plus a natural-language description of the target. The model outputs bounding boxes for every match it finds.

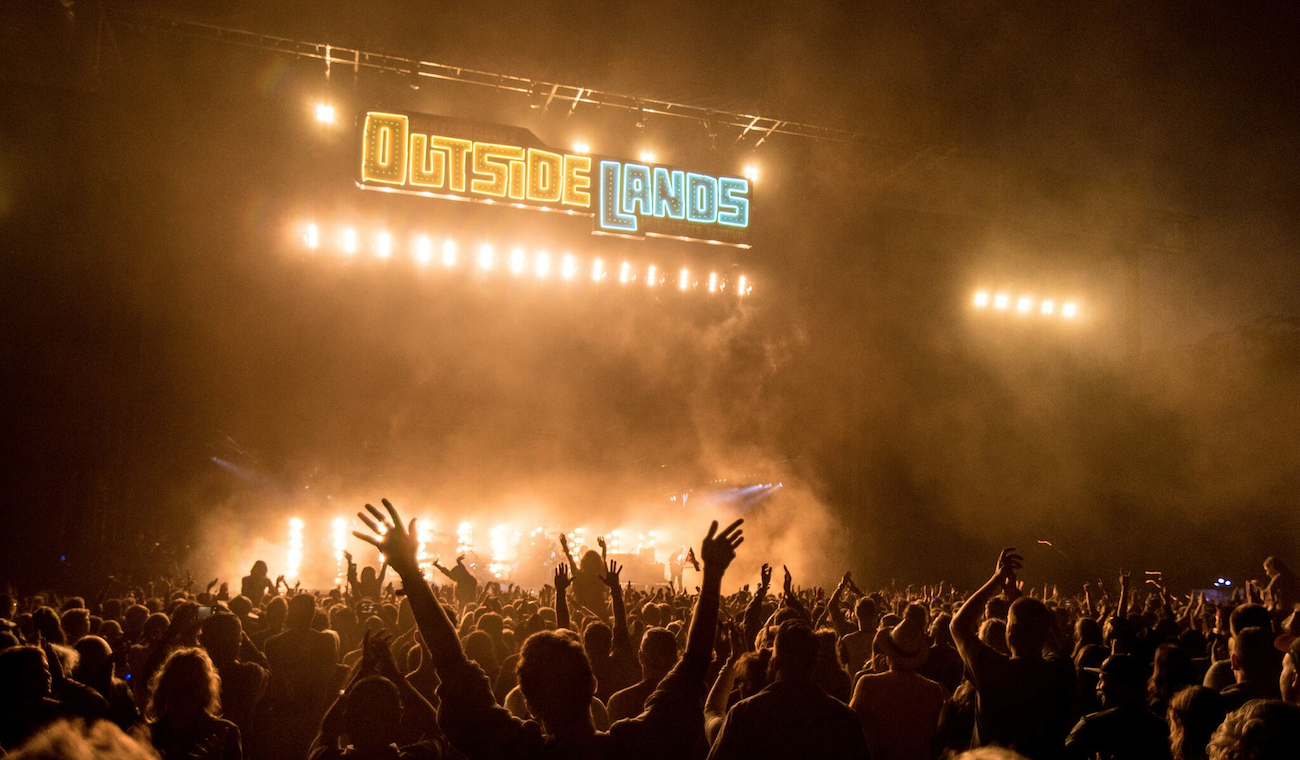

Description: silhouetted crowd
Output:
[2,500,1299,760]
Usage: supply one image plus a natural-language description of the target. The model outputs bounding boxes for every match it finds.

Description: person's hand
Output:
[353,499,420,576]
[597,536,607,552]
[993,548,1023,583]
[601,560,622,590]
[559,533,569,553]
[275,574,286,588]
[343,550,353,564]
[369,629,402,682]
[699,519,744,574]
[206,578,219,591]
[1119,570,1131,590]
[759,563,772,589]
[554,563,571,594]
[727,619,747,658]
[782,565,793,595]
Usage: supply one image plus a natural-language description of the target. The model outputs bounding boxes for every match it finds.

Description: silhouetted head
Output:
[465,630,498,676]
[854,597,878,632]
[1264,556,1288,577]
[32,607,64,645]
[1209,699,1300,760]
[146,648,221,722]
[1228,604,1271,637]
[1092,654,1146,708]
[361,566,376,583]
[639,627,678,679]
[286,594,316,630]
[72,636,112,683]
[0,646,52,701]
[249,560,268,578]
[200,613,242,664]
[579,550,603,578]
[1232,627,1282,683]
[142,613,170,642]
[1168,686,1226,760]
[1282,637,1300,705]
[583,621,611,658]
[263,596,288,627]
[772,620,818,681]
[61,609,90,643]
[1006,597,1052,658]
[517,630,596,731]
[344,675,402,751]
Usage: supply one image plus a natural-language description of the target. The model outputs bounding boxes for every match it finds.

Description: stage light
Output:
[993,293,1009,310]
[619,261,631,283]
[743,164,760,182]
[536,251,551,277]
[592,258,605,281]
[375,231,392,259]
[342,227,358,255]
[287,517,304,580]
[573,140,590,154]
[1062,302,1078,319]
[415,236,432,265]
[315,103,335,123]
[646,264,657,287]
[304,223,320,249]
[478,244,494,270]
[1016,296,1032,314]
[973,291,989,308]
[738,274,749,296]
[1040,300,1055,315]
[708,272,718,292]
[639,150,656,163]
[332,517,347,587]
[456,521,473,554]
[679,268,690,291]
[561,253,577,280]
[510,247,526,274]
[442,239,457,267]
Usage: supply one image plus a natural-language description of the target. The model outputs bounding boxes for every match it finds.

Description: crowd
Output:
[1,499,1299,760]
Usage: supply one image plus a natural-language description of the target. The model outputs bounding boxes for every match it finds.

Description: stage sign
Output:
[357,111,751,248]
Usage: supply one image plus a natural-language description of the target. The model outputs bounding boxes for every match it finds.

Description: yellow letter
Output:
[527,148,564,203]
[361,113,408,185]
[408,133,444,188]
[472,143,526,197]
[430,136,472,192]
[562,155,592,208]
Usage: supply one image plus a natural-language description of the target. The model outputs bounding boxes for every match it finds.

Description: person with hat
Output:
[850,616,949,760]
[1280,633,1300,704]
[1064,654,1171,760]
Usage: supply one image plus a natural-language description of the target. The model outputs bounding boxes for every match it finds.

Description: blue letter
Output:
[621,164,653,217]
[652,167,686,219]
[717,177,750,228]
[686,173,718,224]
[599,160,637,232]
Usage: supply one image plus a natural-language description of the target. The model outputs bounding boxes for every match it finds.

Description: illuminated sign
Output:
[358,111,750,247]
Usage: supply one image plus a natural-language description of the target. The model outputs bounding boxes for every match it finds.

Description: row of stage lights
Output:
[313,104,760,183]
[301,222,754,296]
[973,291,1079,319]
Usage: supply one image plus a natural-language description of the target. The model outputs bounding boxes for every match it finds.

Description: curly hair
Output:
[146,647,222,721]
[1208,699,1300,760]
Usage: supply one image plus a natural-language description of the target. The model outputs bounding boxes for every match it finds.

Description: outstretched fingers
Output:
[381,498,402,531]
[358,511,382,536]
[365,503,391,529]
[352,530,380,549]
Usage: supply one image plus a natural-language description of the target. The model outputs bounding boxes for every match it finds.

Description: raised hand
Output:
[699,519,744,574]
[994,548,1023,583]
[601,559,622,589]
[782,565,794,595]
[597,536,607,551]
[206,578,219,591]
[456,554,466,565]
[275,574,286,588]
[554,563,571,594]
[559,533,569,552]
[352,499,420,575]
[760,563,773,589]
[343,550,353,564]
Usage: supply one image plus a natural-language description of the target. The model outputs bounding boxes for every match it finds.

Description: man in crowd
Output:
[850,617,949,760]
[1064,654,1171,760]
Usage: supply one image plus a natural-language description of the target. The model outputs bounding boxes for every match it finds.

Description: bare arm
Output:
[952,549,1022,659]
[553,563,571,631]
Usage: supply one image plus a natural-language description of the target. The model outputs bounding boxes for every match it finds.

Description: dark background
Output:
[2,1,1297,592]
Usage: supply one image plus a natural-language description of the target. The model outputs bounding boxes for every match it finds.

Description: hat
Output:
[1085,654,1145,686]
[881,617,930,669]
[1276,633,1296,656]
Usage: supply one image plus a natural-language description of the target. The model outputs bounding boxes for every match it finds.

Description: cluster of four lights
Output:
[973,291,1077,319]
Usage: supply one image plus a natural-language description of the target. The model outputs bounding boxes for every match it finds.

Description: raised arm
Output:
[952,548,1022,658]
[558,533,578,569]
[684,520,744,665]
[602,559,630,648]
[553,563,571,631]
[743,563,772,645]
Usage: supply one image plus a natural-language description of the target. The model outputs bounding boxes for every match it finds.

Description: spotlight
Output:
[743,164,759,182]
[442,239,457,267]
[536,251,551,277]
[619,261,631,284]
[315,103,335,123]
[973,291,989,308]
[415,236,432,265]
[1016,296,1032,314]
[510,247,526,274]
[303,223,319,249]
[375,231,392,259]
[573,140,590,154]
[738,274,749,296]
[993,293,1009,310]
[646,264,657,286]
[478,244,493,270]
[592,258,605,281]
[708,272,718,293]
[679,268,690,291]
[1062,302,1078,319]
[1040,300,1055,315]
[639,150,656,163]
[341,227,357,255]
[561,253,577,280]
